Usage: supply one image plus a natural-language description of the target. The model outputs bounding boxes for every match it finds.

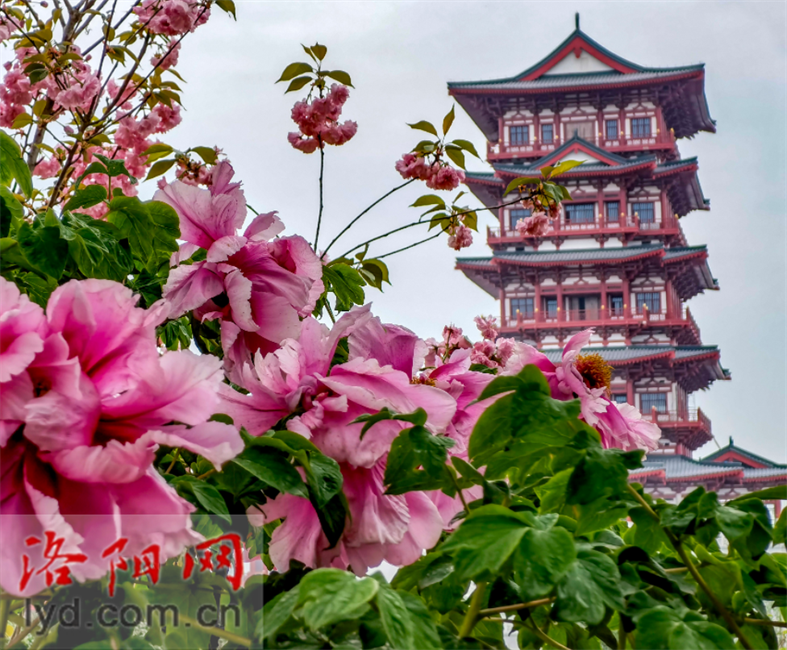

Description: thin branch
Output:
[337,220,428,260]
[743,618,787,629]
[527,620,572,650]
[314,140,325,250]
[478,597,555,617]
[376,232,442,259]
[321,178,415,259]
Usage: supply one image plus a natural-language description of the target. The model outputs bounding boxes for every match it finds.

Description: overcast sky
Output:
[159,1,787,462]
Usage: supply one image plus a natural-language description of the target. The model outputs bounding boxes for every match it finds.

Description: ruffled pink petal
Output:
[206,235,247,263]
[243,211,285,241]
[44,436,155,484]
[349,317,426,377]
[222,266,257,331]
[162,261,224,318]
[0,373,33,447]
[148,421,243,469]
[342,462,409,546]
[0,332,44,383]
[259,493,326,570]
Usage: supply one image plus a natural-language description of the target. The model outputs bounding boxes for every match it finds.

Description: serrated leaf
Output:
[504,176,540,196]
[548,160,584,178]
[145,158,175,180]
[311,43,327,60]
[11,112,33,129]
[64,185,107,210]
[215,0,236,18]
[298,569,378,630]
[171,475,230,523]
[0,131,34,197]
[17,220,68,279]
[190,146,218,165]
[411,194,446,208]
[277,61,314,82]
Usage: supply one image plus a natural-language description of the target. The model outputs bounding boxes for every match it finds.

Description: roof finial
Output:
[729,436,733,447]
[575,12,580,30]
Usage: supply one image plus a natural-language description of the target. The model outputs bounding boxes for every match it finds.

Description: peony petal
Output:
[163,261,224,318]
[148,421,243,469]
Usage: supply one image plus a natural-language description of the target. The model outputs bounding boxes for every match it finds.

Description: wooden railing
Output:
[488,213,677,240]
[643,407,711,432]
[486,130,676,160]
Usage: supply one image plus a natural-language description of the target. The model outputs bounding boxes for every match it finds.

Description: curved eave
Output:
[494,160,657,180]
[455,260,498,298]
[493,249,664,268]
[464,173,504,209]
[656,163,710,216]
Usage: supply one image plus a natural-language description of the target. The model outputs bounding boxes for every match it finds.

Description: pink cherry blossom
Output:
[516,211,551,237]
[135,0,210,36]
[288,84,357,153]
[151,41,181,70]
[447,224,473,250]
[33,155,61,179]
[0,278,243,596]
[474,315,499,341]
[426,165,465,191]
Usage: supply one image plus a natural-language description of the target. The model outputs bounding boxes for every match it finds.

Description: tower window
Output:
[510,125,529,145]
[541,124,554,143]
[543,297,558,318]
[631,118,652,138]
[509,208,531,231]
[565,203,595,224]
[609,294,624,314]
[510,297,534,319]
[636,292,661,314]
[612,394,628,405]
[606,201,620,222]
[631,202,654,223]
[605,119,619,140]
[640,392,667,413]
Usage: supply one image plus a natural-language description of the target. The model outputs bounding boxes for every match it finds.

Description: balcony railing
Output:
[487,130,676,160]
[502,305,700,343]
[488,214,677,241]
[643,407,711,432]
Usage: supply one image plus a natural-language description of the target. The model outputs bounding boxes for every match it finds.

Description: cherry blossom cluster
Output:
[134,0,211,36]
[395,152,465,191]
[514,196,561,237]
[288,84,358,153]
[0,278,242,597]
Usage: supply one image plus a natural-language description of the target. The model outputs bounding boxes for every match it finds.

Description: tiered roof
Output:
[631,442,787,486]
[456,244,717,300]
[464,136,710,217]
[447,23,715,140]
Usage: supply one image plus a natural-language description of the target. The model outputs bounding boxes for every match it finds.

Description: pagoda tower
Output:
[449,17,786,508]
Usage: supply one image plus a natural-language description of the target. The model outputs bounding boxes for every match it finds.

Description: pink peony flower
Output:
[515,211,551,237]
[158,162,324,381]
[503,329,660,451]
[0,278,243,596]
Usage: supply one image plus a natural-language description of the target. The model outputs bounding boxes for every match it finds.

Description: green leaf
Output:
[635,607,736,650]
[0,130,34,197]
[215,0,236,18]
[144,158,175,181]
[514,516,576,598]
[311,43,327,60]
[376,585,415,650]
[302,451,343,508]
[554,549,624,625]
[17,220,68,279]
[452,138,479,158]
[259,586,300,640]
[277,62,314,83]
[729,485,787,504]
[170,475,230,523]
[400,591,442,650]
[142,142,174,158]
[75,161,109,187]
[231,447,308,498]
[325,69,353,87]
[548,160,584,178]
[383,425,454,495]
[323,263,365,311]
[285,75,313,93]
[60,211,132,281]
[504,176,540,197]
[411,194,446,208]
[93,154,137,182]
[1,186,23,238]
[443,146,466,170]
[12,112,33,129]
[442,106,455,136]
[298,569,378,630]
[407,121,439,137]
[190,146,218,165]
[64,185,107,210]
[566,447,643,505]
[440,505,531,581]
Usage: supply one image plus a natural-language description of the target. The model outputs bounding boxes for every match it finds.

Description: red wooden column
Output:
[556,272,564,322]
[619,184,628,230]
[534,274,542,322]
[533,110,541,150]
[554,111,562,144]
[660,189,669,229]
[626,377,635,406]
[623,276,631,318]
[600,272,608,320]
[499,288,507,327]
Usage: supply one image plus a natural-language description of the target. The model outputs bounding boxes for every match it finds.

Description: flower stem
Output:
[314,142,325,250]
[458,581,486,639]
[166,449,180,474]
[0,598,10,649]
[744,618,787,628]
[625,484,753,650]
[527,620,571,650]
[178,614,252,647]
[477,597,554,617]
[321,178,415,259]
